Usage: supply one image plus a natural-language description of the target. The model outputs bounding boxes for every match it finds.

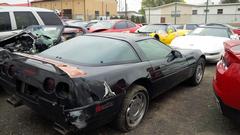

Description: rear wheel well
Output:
[130,78,153,98]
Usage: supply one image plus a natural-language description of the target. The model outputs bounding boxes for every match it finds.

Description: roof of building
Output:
[146,2,240,10]
[0,6,53,12]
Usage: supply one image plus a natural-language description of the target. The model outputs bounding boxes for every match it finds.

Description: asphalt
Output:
[1,64,240,135]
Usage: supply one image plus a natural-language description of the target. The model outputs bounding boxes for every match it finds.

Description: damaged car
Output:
[0,33,205,134]
[0,25,87,54]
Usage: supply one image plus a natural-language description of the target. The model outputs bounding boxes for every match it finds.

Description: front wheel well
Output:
[130,78,153,98]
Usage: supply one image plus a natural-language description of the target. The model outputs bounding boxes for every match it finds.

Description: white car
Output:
[170,26,238,62]
[0,6,63,40]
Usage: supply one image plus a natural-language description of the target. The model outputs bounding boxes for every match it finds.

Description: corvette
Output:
[136,24,188,45]
[213,40,240,121]
[171,26,238,62]
[1,33,205,134]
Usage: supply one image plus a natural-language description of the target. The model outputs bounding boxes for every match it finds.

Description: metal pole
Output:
[27,0,30,7]
[102,0,104,17]
[205,0,209,24]
[125,0,127,19]
[174,2,177,24]
[84,0,86,21]
[148,7,150,24]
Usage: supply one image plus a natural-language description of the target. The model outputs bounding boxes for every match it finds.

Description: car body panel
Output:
[213,40,240,111]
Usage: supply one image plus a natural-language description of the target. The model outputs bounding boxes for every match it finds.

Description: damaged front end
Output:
[2,55,122,134]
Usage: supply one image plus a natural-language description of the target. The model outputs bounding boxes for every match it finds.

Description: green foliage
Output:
[142,0,185,8]
[221,0,239,3]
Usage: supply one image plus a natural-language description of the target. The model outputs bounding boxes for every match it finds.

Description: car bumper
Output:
[205,53,222,62]
[16,91,123,133]
[213,60,240,111]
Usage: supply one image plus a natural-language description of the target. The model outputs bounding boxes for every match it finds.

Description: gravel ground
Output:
[1,64,240,135]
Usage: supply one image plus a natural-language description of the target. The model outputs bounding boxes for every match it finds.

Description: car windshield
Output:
[137,25,167,33]
[25,25,62,41]
[91,21,115,29]
[40,36,139,65]
[189,27,229,38]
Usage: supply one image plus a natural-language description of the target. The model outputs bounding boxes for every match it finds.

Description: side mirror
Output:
[230,34,239,40]
[167,50,182,62]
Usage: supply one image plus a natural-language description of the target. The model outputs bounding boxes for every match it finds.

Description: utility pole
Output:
[84,0,86,21]
[125,0,127,19]
[27,0,30,7]
[102,0,104,17]
[174,2,177,24]
[205,0,209,24]
[148,7,150,24]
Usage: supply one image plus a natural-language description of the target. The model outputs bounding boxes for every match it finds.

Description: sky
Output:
[0,0,221,11]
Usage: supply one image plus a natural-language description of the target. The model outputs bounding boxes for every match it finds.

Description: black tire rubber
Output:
[189,57,206,86]
[154,35,160,41]
[114,85,149,132]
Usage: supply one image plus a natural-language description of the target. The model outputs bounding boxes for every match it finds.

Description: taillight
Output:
[55,82,70,99]
[43,78,55,93]
[222,57,230,68]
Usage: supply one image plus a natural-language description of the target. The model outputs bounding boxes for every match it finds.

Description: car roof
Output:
[0,6,53,12]
[198,26,228,29]
[86,32,153,42]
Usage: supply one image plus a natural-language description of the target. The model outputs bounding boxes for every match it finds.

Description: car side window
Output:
[37,12,62,25]
[137,39,172,60]
[127,22,136,28]
[14,12,39,30]
[0,12,11,32]
[115,21,128,29]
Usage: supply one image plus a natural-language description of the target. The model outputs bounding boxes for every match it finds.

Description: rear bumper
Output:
[213,60,240,111]
[17,92,123,133]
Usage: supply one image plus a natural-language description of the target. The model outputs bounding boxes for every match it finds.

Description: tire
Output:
[189,57,206,86]
[154,35,160,41]
[114,85,149,132]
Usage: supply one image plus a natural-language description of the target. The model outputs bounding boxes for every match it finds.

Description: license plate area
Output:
[16,80,39,102]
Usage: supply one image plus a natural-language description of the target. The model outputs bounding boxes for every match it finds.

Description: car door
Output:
[0,12,15,40]
[136,39,189,96]
[112,21,130,32]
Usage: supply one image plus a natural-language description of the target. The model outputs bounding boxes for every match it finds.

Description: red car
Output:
[88,19,140,33]
[213,40,240,120]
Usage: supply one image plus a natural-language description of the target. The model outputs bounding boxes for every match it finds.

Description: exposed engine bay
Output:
[0,25,87,54]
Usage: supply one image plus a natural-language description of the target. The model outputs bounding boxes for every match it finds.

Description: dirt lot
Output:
[1,64,240,135]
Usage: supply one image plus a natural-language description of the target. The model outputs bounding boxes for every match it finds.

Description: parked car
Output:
[88,19,140,33]
[173,24,199,31]
[171,26,239,62]
[0,6,63,40]
[213,40,240,121]
[65,20,88,27]
[1,33,206,134]
[206,23,240,36]
[136,24,188,45]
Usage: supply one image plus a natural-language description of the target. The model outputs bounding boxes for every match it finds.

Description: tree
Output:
[221,0,239,3]
[142,0,185,8]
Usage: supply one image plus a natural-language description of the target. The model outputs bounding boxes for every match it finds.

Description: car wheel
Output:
[189,58,206,86]
[115,85,149,132]
[154,35,160,41]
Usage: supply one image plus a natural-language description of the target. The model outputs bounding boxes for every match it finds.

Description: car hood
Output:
[171,35,230,53]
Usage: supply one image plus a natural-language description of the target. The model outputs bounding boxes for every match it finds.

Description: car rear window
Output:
[0,12,11,32]
[14,12,39,29]
[37,12,62,25]
[40,36,139,65]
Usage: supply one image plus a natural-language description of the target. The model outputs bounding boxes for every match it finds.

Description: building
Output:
[117,11,143,19]
[31,0,118,21]
[145,2,240,24]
